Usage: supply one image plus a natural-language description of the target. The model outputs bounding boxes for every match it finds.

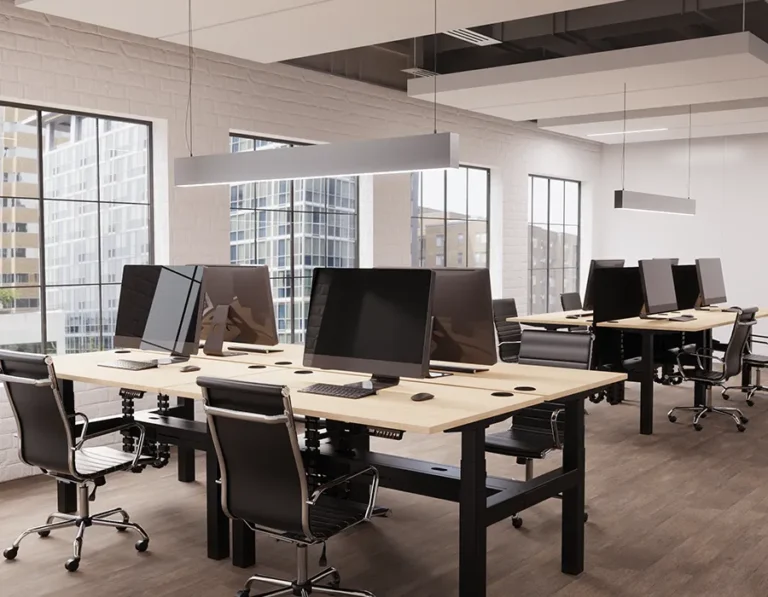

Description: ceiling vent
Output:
[401,67,438,77]
[444,29,501,46]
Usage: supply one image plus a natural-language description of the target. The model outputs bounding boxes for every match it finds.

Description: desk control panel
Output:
[367,426,404,441]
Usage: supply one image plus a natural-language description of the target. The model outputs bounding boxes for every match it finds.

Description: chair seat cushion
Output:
[682,367,725,383]
[485,428,556,460]
[308,496,369,540]
[75,446,135,478]
[745,353,768,367]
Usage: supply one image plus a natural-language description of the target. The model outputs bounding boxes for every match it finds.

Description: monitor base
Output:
[430,364,490,374]
[346,375,400,392]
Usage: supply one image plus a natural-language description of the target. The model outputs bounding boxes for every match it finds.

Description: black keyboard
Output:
[299,383,375,399]
[98,359,158,371]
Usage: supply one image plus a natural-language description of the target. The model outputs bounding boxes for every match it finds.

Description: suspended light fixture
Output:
[174,0,459,188]
[613,84,695,216]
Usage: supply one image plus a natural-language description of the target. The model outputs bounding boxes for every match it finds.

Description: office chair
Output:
[560,292,583,311]
[198,376,379,597]
[667,307,757,432]
[492,298,522,363]
[485,329,592,528]
[0,350,149,572]
[722,333,768,406]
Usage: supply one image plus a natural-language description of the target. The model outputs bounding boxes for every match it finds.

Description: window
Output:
[0,102,152,353]
[411,166,490,269]
[229,134,358,343]
[528,175,581,314]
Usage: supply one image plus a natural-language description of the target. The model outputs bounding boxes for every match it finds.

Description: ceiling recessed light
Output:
[444,29,501,47]
[401,67,438,78]
[587,128,669,138]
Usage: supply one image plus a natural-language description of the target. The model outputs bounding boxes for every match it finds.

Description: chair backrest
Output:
[0,350,74,476]
[561,292,583,311]
[723,307,758,378]
[492,298,522,362]
[198,377,310,538]
[517,329,593,370]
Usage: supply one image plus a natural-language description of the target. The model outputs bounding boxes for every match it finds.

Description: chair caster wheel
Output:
[722,393,729,401]
[747,400,755,407]
[584,512,589,523]
[38,530,50,538]
[330,571,341,589]
[135,539,149,552]
[235,590,250,597]
[511,516,523,529]
[738,424,747,432]
[694,423,703,431]
[65,557,80,572]
[668,414,677,423]
[3,547,18,560]
[116,526,127,532]
[741,416,749,424]
[700,412,707,419]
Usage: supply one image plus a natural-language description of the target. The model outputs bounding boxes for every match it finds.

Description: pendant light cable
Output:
[743,0,747,32]
[621,83,627,190]
[433,0,438,134]
[687,104,693,199]
[185,0,194,157]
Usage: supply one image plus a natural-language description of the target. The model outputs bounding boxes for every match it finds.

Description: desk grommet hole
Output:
[295,370,313,375]
[148,416,159,420]
[514,386,537,392]
[491,391,514,397]
[248,365,267,369]
[275,361,292,365]
[115,349,130,354]
[431,467,448,472]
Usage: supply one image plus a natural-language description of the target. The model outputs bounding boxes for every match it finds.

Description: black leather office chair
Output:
[199,377,379,597]
[485,330,592,528]
[560,292,583,311]
[492,298,522,363]
[723,333,768,407]
[668,307,757,432]
[0,350,149,572]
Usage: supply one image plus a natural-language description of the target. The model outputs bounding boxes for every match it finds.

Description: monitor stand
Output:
[344,375,400,392]
[430,363,489,374]
[202,304,248,357]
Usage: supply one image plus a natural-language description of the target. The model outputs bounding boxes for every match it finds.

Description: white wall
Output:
[0,0,600,480]
[596,134,768,336]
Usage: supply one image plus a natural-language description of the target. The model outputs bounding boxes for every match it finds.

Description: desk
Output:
[508,310,592,328]
[51,350,625,597]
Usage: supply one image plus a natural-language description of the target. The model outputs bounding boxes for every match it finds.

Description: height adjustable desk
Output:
[51,349,624,597]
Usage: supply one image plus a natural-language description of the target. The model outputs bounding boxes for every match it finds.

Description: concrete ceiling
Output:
[16,0,626,63]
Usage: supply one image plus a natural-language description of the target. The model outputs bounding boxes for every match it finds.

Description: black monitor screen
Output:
[198,265,278,346]
[431,269,497,366]
[639,259,678,315]
[583,259,625,310]
[696,258,727,306]
[672,265,699,310]
[304,268,435,379]
[114,265,205,356]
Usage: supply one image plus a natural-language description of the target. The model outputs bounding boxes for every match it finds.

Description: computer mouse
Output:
[180,365,201,373]
[411,392,434,402]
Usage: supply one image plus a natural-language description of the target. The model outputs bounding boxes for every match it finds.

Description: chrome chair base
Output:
[3,483,149,571]
[668,405,748,432]
[237,545,374,597]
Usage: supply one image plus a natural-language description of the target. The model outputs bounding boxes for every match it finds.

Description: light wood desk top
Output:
[596,307,768,332]
[51,349,625,435]
[507,310,593,328]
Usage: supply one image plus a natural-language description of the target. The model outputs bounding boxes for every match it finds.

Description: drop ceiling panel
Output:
[18,0,626,63]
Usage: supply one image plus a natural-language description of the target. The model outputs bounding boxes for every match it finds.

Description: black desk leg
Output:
[58,380,77,514]
[232,520,256,568]
[206,450,229,560]
[562,397,586,575]
[640,333,655,435]
[459,424,487,597]
[177,398,196,483]
[694,330,713,408]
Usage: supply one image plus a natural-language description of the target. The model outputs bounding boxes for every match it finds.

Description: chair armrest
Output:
[74,421,147,469]
[499,341,521,346]
[72,412,90,450]
[550,408,565,450]
[307,466,380,520]
[675,350,725,380]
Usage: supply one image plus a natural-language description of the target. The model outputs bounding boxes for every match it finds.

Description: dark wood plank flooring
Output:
[3,383,768,596]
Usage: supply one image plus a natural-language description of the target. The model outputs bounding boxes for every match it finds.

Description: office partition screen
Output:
[229,134,359,344]
[528,175,581,314]
[0,101,153,354]
[410,166,490,269]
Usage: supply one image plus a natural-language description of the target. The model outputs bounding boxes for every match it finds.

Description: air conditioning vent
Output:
[401,67,438,78]
[444,28,501,46]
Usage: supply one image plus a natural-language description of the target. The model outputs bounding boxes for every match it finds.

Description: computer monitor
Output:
[639,259,678,316]
[655,258,679,265]
[430,268,497,371]
[672,265,699,310]
[583,259,625,310]
[114,265,205,357]
[196,265,279,357]
[696,258,727,307]
[304,268,435,386]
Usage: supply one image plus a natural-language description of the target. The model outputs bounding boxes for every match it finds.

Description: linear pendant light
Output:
[175,0,460,188]
[175,133,460,187]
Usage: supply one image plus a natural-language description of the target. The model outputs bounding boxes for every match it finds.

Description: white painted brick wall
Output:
[0,0,601,481]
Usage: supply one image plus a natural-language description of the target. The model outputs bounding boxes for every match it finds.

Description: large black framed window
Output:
[229,134,359,344]
[528,175,581,314]
[410,166,490,269]
[0,102,153,354]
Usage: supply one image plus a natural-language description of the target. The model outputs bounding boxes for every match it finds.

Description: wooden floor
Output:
[4,383,768,597]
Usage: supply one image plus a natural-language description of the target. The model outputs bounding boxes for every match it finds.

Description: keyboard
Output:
[299,383,375,399]
[98,359,158,371]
